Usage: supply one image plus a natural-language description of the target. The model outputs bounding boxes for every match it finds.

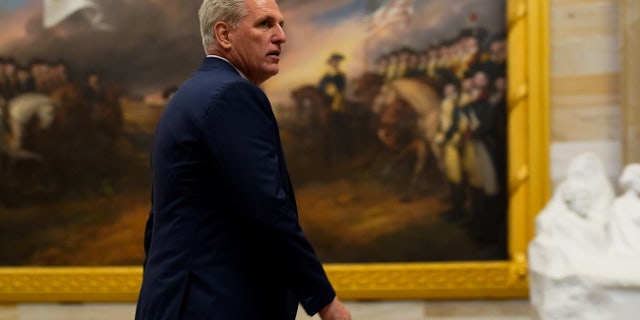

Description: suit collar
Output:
[201,56,247,80]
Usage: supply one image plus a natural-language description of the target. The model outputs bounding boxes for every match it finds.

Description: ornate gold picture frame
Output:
[0,0,550,302]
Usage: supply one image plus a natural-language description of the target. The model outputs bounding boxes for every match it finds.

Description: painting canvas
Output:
[0,0,507,267]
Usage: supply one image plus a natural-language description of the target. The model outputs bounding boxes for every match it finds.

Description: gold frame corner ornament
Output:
[0,0,550,302]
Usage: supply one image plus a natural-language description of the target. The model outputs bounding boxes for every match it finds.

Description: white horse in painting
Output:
[1,93,57,180]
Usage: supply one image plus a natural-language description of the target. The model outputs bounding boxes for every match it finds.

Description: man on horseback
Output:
[83,71,106,103]
[318,53,346,112]
[83,70,123,139]
[318,52,352,161]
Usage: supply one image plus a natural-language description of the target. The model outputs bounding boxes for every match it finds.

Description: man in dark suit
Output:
[134,0,351,319]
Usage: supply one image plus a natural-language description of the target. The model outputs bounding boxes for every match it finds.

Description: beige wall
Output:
[549,0,623,186]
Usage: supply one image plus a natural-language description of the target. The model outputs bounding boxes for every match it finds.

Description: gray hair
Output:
[199,0,248,53]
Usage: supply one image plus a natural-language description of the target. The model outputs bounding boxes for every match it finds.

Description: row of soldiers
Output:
[0,55,122,153]
[369,27,508,244]
[0,55,114,115]
[0,57,70,101]
[371,27,506,90]
[433,30,507,245]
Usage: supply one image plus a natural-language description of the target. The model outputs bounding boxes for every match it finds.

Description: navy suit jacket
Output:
[135,57,335,320]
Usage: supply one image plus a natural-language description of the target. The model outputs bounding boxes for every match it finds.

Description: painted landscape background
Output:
[0,0,507,266]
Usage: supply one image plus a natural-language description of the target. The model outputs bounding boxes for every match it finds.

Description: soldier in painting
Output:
[480,32,507,83]
[436,81,465,221]
[0,57,19,100]
[461,69,504,243]
[384,49,401,82]
[0,57,8,100]
[27,59,47,93]
[374,53,391,79]
[425,42,440,81]
[455,70,483,220]
[395,46,417,78]
[83,71,106,103]
[318,53,346,112]
[456,28,484,80]
[318,52,352,161]
[15,65,36,95]
[49,60,70,90]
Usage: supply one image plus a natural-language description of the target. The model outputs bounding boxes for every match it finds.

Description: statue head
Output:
[561,153,613,221]
[619,164,640,195]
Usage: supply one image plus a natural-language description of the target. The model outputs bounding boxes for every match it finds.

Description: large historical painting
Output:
[0,0,506,266]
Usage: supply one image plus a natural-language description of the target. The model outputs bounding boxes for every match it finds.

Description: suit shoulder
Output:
[188,68,261,96]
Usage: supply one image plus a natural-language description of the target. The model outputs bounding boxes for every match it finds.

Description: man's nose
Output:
[274,24,286,43]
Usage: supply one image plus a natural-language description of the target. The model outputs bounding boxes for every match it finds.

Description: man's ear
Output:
[214,21,232,49]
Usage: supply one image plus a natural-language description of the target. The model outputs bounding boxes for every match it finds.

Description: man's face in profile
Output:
[228,0,287,85]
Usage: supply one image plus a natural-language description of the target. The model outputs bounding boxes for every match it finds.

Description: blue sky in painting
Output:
[310,0,391,26]
[310,0,365,26]
[1,0,27,10]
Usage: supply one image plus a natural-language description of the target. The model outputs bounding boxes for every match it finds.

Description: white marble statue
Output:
[608,164,640,256]
[528,153,640,320]
[529,153,613,277]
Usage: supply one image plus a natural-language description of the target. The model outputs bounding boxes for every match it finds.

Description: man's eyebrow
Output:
[258,14,285,27]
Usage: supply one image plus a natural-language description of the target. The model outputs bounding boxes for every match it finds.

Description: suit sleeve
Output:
[142,209,153,269]
[142,187,154,270]
[202,81,336,315]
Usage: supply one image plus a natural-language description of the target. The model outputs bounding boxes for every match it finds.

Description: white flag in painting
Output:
[366,0,414,38]
[43,0,111,30]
